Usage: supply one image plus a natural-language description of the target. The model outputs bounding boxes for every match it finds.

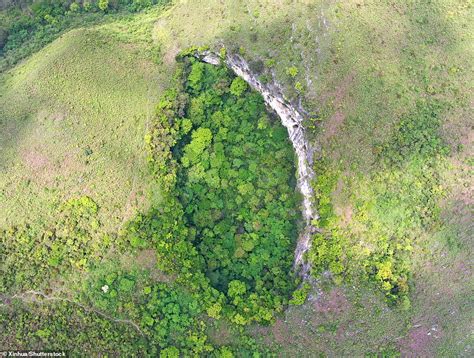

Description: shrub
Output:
[98,0,109,12]
[289,283,311,305]
[83,1,92,11]
[286,66,299,78]
[295,81,304,92]
[69,2,80,13]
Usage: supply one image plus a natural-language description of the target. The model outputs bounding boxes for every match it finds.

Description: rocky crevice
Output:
[194,51,318,277]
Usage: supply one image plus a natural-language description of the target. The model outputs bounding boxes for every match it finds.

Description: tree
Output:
[230,77,248,97]
[188,62,205,91]
[182,127,213,166]
[160,346,179,357]
[227,280,246,298]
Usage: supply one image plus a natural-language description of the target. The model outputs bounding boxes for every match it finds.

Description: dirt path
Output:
[1,290,144,335]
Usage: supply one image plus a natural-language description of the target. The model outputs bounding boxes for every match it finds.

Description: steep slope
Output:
[0,24,160,232]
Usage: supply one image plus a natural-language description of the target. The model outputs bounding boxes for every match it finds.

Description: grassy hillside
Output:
[0,18,162,232]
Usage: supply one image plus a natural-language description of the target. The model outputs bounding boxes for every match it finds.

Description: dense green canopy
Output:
[139,56,300,325]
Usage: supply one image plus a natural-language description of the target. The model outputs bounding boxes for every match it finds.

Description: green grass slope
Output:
[0,22,161,232]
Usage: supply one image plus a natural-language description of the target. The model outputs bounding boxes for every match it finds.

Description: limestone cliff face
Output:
[195,51,318,277]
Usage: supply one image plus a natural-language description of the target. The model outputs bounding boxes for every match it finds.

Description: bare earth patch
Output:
[20,144,85,188]
[324,110,345,139]
[271,318,292,345]
[313,288,351,315]
[154,18,180,66]
[332,175,353,227]
[400,322,443,357]
[321,72,355,141]
[121,249,176,283]
[21,148,50,171]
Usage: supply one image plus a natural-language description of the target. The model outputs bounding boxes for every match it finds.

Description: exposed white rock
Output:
[195,51,318,277]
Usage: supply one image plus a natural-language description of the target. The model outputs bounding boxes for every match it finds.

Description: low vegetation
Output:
[0,196,113,292]
[0,8,164,232]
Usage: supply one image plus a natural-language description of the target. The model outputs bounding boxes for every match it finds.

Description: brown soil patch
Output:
[163,43,180,66]
[441,105,473,158]
[22,146,85,187]
[399,322,443,357]
[338,205,353,226]
[122,249,176,283]
[37,109,67,122]
[324,110,345,139]
[440,156,473,247]
[122,190,137,223]
[332,175,353,227]
[20,147,58,187]
[448,159,473,207]
[207,319,235,346]
[134,249,158,271]
[22,148,50,171]
[271,318,291,344]
[319,72,354,104]
[313,288,351,315]
[321,72,355,141]
[153,18,180,66]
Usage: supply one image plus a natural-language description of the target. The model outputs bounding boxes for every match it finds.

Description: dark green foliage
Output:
[177,59,299,324]
[78,265,213,355]
[380,100,449,166]
[139,57,300,324]
[140,283,210,354]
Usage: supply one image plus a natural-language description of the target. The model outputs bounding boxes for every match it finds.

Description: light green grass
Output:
[0,18,163,232]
